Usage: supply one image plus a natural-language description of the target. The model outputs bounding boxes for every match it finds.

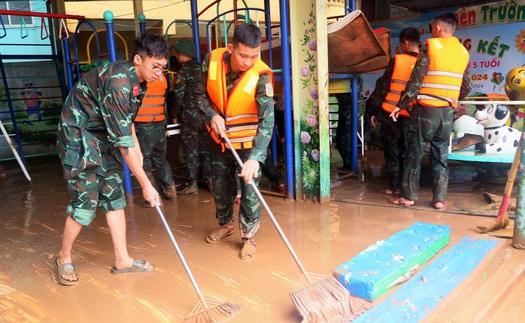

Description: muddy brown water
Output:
[0,153,521,322]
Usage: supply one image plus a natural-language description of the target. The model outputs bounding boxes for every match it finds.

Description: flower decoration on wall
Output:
[299,3,320,195]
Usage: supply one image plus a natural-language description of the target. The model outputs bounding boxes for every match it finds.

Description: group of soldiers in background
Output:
[136,38,285,206]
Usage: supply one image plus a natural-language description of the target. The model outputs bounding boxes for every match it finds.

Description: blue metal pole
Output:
[264,0,277,164]
[138,13,146,33]
[279,0,294,199]
[349,0,358,173]
[62,37,74,91]
[104,10,133,196]
[190,0,201,63]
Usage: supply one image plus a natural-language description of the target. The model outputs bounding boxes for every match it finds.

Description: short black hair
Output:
[132,33,170,59]
[433,13,458,30]
[399,27,420,44]
[232,23,262,48]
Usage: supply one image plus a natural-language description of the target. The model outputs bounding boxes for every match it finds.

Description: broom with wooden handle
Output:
[470,138,521,233]
[153,201,241,322]
[222,135,354,322]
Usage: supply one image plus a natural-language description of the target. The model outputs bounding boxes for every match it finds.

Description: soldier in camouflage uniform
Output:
[194,24,274,260]
[54,34,170,286]
[135,74,177,205]
[390,13,472,209]
[366,27,420,196]
[170,39,211,195]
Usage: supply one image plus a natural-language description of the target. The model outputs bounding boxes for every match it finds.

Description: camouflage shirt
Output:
[56,61,147,178]
[171,58,201,122]
[194,51,275,163]
[397,42,472,110]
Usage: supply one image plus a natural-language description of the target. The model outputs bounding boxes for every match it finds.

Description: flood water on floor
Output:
[0,154,522,322]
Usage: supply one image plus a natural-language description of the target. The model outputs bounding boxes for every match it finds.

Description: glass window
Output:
[0,1,34,26]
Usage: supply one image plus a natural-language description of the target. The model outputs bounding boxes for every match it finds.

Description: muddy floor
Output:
[0,152,523,322]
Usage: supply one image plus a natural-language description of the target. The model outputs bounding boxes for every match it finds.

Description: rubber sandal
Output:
[54,256,78,286]
[206,224,235,244]
[110,259,155,274]
[240,238,256,260]
[432,201,446,209]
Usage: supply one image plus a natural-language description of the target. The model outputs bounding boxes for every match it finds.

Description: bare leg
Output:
[106,209,153,270]
[57,216,82,282]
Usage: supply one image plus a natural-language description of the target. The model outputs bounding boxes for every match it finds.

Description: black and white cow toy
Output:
[474,104,520,153]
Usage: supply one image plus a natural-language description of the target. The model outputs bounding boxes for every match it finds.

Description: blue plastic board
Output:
[354,236,501,323]
[334,222,450,301]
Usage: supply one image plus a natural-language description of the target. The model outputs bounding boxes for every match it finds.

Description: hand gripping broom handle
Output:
[222,135,313,285]
[154,201,208,308]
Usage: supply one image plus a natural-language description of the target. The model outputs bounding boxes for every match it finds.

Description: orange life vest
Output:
[206,48,274,150]
[417,37,469,108]
[135,76,167,122]
[382,53,418,117]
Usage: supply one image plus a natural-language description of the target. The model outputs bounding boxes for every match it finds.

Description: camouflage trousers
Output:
[209,142,262,239]
[64,164,126,226]
[261,157,283,186]
[181,116,211,183]
[377,109,408,191]
[335,93,353,169]
[401,105,454,202]
[135,121,174,193]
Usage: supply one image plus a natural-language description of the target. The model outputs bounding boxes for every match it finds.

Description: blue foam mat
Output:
[354,236,501,322]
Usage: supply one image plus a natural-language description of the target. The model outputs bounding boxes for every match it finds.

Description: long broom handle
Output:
[222,135,313,285]
[0,119,31,182]
[154,201,208,308]
[496,138,522,221]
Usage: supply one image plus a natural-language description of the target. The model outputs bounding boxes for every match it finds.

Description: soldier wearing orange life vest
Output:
[135,74,177,204]
[390,13,472,209]
[195,23,275,260]
[366,27,420,196]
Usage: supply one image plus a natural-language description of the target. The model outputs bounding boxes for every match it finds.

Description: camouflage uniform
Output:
[195,51,274,239]
[56,61,146,226]
[334,93,353,170]
[397,44,472,203]
[135,120,175,197]
[171,58,211,190]
[366,53,418,192]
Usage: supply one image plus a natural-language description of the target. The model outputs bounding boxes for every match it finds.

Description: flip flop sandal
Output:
[206,224,235,244]
[111,259,155,274]
[54,256,78,286]
[240,239,256,260]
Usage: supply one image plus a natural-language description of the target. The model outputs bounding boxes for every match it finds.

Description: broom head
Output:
[184,299,241,323]
[290,274,354,322]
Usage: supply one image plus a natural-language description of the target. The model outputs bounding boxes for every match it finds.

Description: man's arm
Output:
[397,45,429,111]
[101,84,159,206]
[459,67,473,100]
[119,143,160,207]
[367,58,394,126]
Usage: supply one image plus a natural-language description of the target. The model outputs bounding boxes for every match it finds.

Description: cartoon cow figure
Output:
[474,104,520,154]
